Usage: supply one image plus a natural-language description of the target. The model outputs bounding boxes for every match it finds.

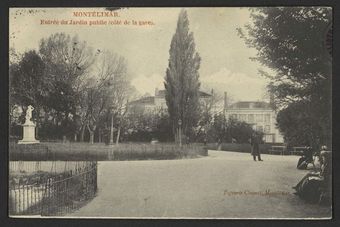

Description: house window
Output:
[231,114,237,119]
[255,114,263,122]
[265,134,273,143]
[265,125,270,133]
[264,114,271,123]
[248,114,254,123]
[257,125,263,132]
[239,114,247,122]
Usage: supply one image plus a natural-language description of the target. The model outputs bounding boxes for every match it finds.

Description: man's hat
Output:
[320,149,332,159]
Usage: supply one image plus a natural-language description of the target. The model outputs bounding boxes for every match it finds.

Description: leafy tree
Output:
[38,33,94,137]
[207,113,226,143]
[9,47,22,65]
[276,100,328,148]
[239,7,332,148]
[10,51,45,109]
[9,33,133,143]
[164,9,201,141]
[83,50,130,144]
[202,113,259,144]
[124,109,172,142]
[228,118,258,144]
[195,90,222,140]
[9,50,47,134]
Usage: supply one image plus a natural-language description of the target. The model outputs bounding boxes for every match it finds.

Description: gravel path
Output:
[68,151,331,219]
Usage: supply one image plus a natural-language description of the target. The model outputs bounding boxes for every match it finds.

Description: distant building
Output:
[225,101,284,143]
[128,88,212,113]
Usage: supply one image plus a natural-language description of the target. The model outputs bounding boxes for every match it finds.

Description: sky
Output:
[9,7,271,102]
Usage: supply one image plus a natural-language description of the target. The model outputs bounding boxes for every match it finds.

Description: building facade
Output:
[129,90,283,143]
[225,101,284,143]
[129,88,212,113]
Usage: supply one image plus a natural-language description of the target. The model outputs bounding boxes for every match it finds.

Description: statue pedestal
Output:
[18,122,39,144]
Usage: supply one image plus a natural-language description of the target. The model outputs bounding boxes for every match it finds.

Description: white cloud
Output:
[131,73,165,95]
[131,68,270,102]
[201,67,270,102]
[10,8,271,102]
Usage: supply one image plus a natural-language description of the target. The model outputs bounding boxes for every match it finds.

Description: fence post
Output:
[18,184,22,214]
[95,162,97,193]
[64,175,67,213]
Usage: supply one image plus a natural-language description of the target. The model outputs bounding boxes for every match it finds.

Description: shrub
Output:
[9,142,208,161]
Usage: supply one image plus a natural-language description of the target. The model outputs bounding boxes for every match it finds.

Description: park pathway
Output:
[69,151,331,219]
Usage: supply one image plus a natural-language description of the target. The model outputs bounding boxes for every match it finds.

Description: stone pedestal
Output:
[18,122,39,144]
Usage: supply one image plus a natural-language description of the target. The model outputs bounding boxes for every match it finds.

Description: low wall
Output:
[206,143,276,154]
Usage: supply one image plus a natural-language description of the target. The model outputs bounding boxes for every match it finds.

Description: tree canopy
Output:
[239,7,332,148]
[10,50,46,110]
[9,33,133,143]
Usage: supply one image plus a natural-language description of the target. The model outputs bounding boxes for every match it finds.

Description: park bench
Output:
[293,146,318,169]
[291,147,308,156]
[268,145,286,155]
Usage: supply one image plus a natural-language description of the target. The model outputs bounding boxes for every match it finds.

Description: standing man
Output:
[217,137,222,151]
[250,133,263,161]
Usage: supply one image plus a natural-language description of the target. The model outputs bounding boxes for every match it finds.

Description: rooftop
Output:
[229,101,271,109]
[130,90,212,105]
[129,96,155,105]
[155,89,211,97]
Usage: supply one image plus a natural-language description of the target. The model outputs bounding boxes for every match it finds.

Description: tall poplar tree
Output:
[164,9,201,140]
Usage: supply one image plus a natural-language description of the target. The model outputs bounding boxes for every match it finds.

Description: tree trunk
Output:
[80,126,85,142]
[35,124,39,140]
[98,129,102,143]
[35,107,40,139]
[116,126,121,145]
[86,123,96,144]
[89,131,94,144]
[74,133,78,142]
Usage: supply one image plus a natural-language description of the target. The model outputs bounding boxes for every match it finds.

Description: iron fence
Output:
[9,161,42,173]
[9,161,97,216]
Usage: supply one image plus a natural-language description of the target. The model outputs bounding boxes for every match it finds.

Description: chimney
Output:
[155,88,159,96]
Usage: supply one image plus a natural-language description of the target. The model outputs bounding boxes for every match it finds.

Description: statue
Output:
[18,105,39,144]
[25,105,34,124]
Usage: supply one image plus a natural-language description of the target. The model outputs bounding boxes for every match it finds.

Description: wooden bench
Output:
[292,146,318,168]
[268,146,286,155]
[291,147,308,155]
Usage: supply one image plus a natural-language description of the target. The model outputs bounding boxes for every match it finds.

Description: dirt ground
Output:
[68,150,332,219]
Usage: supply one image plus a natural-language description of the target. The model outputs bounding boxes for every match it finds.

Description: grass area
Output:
[9,142,208,161]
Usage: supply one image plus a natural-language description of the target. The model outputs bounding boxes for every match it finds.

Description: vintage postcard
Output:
[9,7,332,219]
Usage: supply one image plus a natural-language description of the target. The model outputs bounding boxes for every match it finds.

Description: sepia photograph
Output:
[8,7,332,219]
